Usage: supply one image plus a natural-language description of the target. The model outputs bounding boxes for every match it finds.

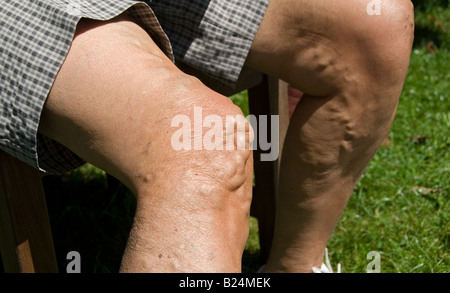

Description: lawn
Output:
[242,2,450,272]
[240,46,449,273]
[323,46,449,273]
[1,2,447,273]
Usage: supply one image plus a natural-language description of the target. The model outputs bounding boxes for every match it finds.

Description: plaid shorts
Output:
[0,0,270,174]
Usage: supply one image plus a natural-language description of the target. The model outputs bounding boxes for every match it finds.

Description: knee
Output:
[370,0,415,49]
[378,0,415,34]
[191,94,254,194]
[327,0,415,123]
[133,77,254,204]
[355,0,415,88]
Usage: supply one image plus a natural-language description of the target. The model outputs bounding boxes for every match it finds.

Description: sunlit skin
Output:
[39,0,414,272]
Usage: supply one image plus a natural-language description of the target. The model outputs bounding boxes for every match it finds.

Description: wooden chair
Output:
[0,68,290,273]
[0,151,58,272]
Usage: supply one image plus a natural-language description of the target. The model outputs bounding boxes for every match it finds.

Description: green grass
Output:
[35,47,448,274]
[42,165,136,273]
[413,0,450,48]
[241,2,450,273]
[326,47,449,273]
[2,5,447,274]
[239,47,450,273]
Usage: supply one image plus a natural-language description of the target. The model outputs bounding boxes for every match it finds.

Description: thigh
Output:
[38,14,244,194]
[38,14,254,272]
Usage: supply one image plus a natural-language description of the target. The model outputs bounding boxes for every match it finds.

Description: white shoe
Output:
[256,248,341,273]
[312,248,341,273]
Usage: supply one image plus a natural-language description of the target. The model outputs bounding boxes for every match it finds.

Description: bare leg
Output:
[245,0,414,272]
[39,15,253,272]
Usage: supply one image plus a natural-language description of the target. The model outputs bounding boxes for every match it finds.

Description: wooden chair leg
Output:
[0,151,58,273]
[248,75,289,263]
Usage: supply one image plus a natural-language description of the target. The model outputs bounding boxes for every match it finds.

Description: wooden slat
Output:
[0,151,58,273]
[268,77,290,198]
[248,75,289,263]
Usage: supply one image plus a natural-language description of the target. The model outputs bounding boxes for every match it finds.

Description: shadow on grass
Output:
[2,1,447,274]
[43,167,135,273]
[39,165,264,273]
[412,0,449,49]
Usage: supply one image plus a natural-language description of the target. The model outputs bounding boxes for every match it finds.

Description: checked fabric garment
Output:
[0,0,270,174]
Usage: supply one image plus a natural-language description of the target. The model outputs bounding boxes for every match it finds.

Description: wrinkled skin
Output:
[39,0,414,272]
